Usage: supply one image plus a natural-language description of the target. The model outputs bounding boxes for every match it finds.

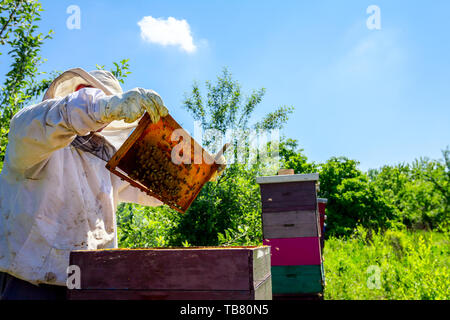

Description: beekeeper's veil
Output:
[42,67,138,150]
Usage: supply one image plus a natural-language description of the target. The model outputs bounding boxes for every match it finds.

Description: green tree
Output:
[0,0,53,171]
[312,156,394,237]
[413,147,450,229]
[330,175,394,236]
[183,67,293,158]
[318,156,362,200]
[170,68,293,246]
[279,138,318,174]
[370,147,450,230]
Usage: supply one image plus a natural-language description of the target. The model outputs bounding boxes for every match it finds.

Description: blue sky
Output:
[3,0,450,171]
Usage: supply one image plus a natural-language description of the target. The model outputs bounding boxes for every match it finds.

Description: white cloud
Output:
[137,16,197,53]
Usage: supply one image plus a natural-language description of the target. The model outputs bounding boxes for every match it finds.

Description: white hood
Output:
[42,67,138,149]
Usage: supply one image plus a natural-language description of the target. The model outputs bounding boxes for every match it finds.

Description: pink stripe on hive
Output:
[263,237,321,266]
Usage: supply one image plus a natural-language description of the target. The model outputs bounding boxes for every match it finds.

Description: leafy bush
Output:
[171,164,265,246]
[317,157,394,237]
[370,150,449,231]
[323,227,450,300]
[117,203,180,248]
[328,175,394,236]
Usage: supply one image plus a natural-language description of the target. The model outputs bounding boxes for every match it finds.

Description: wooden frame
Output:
[106,113,226,213]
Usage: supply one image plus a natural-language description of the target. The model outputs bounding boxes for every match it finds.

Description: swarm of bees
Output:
[127,139,198,209]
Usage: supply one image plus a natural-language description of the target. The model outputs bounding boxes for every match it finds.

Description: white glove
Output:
[98,88,168,124]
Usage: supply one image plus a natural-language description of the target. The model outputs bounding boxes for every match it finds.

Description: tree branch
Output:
[0,0,22,41]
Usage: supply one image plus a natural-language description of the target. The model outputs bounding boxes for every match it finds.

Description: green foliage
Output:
[96,59,131,84]
[278,147,449,237]
[171,164,264,246]
[318,156,362,199]
[183,67,293,156]
[279,138,318,174]
[0,0,53,170]
[369,148,449,231]
[323,227,450,299]
[117,203,180,248]
[317,157,394,237]
[331,175,394,235]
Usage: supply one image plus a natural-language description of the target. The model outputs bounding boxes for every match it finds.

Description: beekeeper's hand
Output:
[209,154,227,182]
[98,88,168,124]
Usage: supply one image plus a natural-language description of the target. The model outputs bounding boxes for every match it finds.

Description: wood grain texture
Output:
[263,237,322,266]
[260,181,317,212]
[69,247,270,291]
[262,210,319,238]
[271,265,323,294]
[67,270,272,300]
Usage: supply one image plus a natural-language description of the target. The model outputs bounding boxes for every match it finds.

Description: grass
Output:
[323,227,450,300]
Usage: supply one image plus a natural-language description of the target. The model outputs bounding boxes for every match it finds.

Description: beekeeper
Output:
[0,68,177,299]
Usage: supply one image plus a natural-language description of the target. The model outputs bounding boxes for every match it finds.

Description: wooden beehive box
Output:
[106,113,225,213]
[256,173,319,212]
[67,246,272,300]
[256,173,321,239]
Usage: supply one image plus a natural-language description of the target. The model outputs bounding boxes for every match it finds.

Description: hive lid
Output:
[317,198,328,203]
[256,173,319,184]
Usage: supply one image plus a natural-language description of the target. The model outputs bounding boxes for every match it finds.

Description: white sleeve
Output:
[6,88,108,172]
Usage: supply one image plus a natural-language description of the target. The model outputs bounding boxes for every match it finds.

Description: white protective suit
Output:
[0,68,164,286]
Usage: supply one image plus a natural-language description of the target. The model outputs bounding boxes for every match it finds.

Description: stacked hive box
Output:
[67,246,272,300]
[256,173,324,300]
